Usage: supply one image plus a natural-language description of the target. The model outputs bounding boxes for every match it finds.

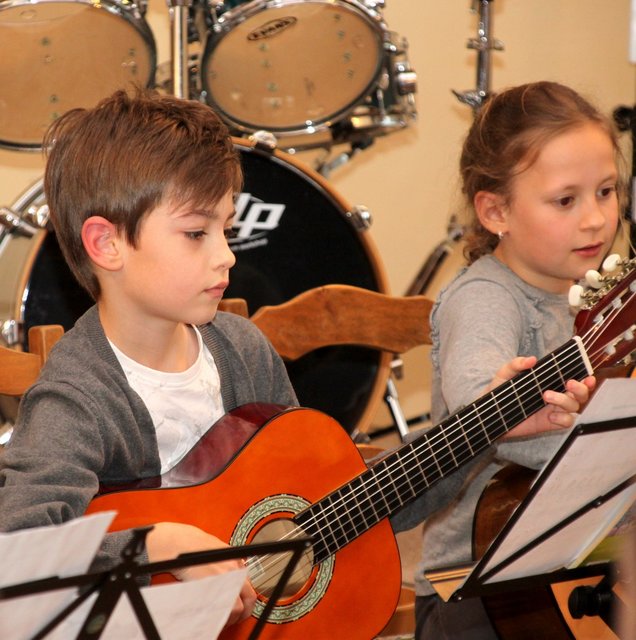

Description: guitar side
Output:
[87,405,401,640]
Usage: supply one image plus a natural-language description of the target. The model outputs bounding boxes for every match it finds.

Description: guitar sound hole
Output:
[249,518,314,599]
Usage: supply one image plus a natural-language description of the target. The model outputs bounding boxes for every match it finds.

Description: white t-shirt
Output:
[109,327,224,473]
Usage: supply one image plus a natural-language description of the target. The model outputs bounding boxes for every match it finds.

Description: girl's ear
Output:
[474,190,509,236]
[81,217,123,271]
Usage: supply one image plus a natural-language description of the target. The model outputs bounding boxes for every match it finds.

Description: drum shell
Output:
[0,140,390,434]
[200,0,389,142]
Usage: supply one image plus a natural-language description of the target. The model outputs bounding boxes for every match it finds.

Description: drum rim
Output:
[6,147,392,434]
[0,0,157,152]
[201,0,388,135]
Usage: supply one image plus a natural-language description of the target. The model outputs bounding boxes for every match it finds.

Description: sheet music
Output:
[477,378,636,584]
[0,513,249,640]
[0,511,115,640]
[48,568,248,640]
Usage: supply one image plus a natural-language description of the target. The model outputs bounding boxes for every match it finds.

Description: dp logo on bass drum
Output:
[230,192,286,252]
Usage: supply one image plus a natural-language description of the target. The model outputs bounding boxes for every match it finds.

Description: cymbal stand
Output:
[167,0,192,98]
[452,0,503,114]
[378,1,505,439]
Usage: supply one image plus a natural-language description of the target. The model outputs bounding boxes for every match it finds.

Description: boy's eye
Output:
[554,195,574,208]
[185,230,207,240]
[224,227,238,240]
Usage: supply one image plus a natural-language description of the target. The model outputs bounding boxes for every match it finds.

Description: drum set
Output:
[0,0,417,434]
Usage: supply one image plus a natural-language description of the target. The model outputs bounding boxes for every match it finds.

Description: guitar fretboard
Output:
[296,337,590,564]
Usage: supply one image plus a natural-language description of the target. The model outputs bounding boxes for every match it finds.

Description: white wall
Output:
[1,0,634,427]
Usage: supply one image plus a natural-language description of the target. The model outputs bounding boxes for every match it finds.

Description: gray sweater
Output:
[0,305,298,570]
[397,255,575,596]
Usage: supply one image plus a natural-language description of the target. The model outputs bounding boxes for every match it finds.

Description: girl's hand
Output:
[486,356,596,439]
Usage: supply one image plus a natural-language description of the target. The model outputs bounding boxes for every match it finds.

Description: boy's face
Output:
[115,190,236,327]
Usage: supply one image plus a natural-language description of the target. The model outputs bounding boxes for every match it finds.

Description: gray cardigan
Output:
[0,306,298,570]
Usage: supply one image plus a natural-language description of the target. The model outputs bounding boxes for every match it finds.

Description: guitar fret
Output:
[424,432,444,481]
[456,414,475,455]
[509,379,527,419]
[552,352,567,387]
[440,427,457,466]
[409,444,431,490]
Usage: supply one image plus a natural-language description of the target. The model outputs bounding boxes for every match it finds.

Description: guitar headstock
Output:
[571,255,636,371]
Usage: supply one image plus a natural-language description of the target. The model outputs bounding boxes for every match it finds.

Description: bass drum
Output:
[0,139,390,435]
[0,0,156,150]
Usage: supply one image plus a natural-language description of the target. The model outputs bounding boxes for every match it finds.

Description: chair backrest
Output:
[219,285,433,434]
[0,325,64,396]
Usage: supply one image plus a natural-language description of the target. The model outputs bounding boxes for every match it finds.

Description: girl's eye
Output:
[185,230,207,240]
[598,185,616,199]
[224,227,238,240]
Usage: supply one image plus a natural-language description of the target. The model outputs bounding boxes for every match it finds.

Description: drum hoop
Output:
[202,0,388,135]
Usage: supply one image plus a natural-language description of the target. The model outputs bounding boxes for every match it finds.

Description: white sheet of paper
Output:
[476,378,636,584]
[48,568,248,640]
[0,511,115,640]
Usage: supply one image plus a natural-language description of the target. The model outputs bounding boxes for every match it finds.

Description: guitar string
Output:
[244,292,633,585]
[245,288,635,588]
[299,289,634,544]
[244,311,626,587]
[243,334,591,584]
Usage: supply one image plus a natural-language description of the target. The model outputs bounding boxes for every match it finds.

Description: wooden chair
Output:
[0,325,64,396]
[220,283,433,437]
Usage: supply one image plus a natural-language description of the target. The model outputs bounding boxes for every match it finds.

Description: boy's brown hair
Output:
[44,89,242,300]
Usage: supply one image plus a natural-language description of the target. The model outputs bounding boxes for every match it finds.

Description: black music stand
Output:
[0,526,312,640]
[428,414,636,635]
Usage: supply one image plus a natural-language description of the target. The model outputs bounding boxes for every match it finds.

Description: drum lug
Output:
[347,205,373,231]
[0,319,19,348]
[362,0,385,10]
[0,207,38,238]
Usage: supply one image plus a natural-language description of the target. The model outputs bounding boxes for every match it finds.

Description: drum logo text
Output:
[247,17,297,41]
[230,192,285,251]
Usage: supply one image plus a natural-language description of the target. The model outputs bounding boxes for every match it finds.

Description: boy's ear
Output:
[81,216,123,271]
[474,190,509,236]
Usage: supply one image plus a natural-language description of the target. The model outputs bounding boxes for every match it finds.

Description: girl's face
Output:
[494,123,620,294]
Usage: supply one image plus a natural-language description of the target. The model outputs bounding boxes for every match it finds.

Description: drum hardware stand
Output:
[612,104,636,257]
[452,0,503,114]
[377,0,503,439]
[314,137,376,179]
[167,0,193,98]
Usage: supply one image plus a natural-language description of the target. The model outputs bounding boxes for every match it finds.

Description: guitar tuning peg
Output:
[602,253,622,272]
[568,283,585,307]
[584,270,603,289]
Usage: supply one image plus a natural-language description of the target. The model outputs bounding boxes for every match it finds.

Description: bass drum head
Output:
[0,0,156,150]
[201,0,384,135]
[228,140,389,434]
[7,141,389,434]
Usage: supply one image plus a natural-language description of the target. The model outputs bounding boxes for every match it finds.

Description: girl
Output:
[413,81,626,638]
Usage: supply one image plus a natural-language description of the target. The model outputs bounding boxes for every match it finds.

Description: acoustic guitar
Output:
[87,258,636,639]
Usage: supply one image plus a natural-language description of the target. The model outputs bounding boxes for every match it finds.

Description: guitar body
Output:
[474,465,620,640]
[87,404,401,640]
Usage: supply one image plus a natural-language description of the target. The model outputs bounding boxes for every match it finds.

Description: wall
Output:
[1,0,634,427]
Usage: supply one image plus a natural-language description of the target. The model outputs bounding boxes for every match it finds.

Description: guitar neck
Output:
[297,337,591,564]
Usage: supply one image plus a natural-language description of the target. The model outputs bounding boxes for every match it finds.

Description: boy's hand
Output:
[146,522,257,626]
[486,356,596,439]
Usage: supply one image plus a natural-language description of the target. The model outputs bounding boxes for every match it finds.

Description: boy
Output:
[0,89,298,625]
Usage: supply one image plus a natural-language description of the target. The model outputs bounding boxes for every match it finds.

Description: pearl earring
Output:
[497,231,505,240]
